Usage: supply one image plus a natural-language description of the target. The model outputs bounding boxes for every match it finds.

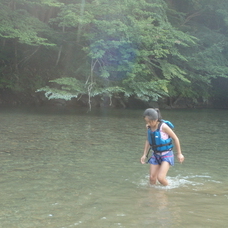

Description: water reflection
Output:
[141,189,178,227]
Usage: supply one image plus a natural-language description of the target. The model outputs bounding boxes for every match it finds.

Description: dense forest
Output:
[0,0,228,109]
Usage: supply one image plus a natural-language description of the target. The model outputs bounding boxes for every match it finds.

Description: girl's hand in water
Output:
[141,155,147,164]
[177,153,184,163]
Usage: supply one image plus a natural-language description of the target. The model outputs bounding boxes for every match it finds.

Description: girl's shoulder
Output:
[161,120,174,129]
[159,121,174,135]
[160,122,168,132]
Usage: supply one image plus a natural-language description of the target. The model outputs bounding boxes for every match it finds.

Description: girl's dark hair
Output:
[143,108,162,121]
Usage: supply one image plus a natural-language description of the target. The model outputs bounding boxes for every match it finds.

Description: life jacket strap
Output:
[151,142,172,149]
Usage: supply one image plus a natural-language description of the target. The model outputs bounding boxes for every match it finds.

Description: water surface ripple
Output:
[0,107,227,228]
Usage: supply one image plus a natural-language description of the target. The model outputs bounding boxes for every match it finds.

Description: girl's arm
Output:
[163,124,185,163]
[141,140,150,164]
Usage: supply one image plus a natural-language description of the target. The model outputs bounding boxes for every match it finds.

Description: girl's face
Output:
[144,116,158,128]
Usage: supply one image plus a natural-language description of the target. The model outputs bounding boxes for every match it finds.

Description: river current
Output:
[0,106,227,228]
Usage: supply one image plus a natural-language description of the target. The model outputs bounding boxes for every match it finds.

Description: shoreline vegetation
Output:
[0,89,227,109]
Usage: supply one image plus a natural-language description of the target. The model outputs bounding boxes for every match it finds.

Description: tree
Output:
[0,0,59,94]
[38,0,196,109]
[1,0,227,108]
[166,0,228,106]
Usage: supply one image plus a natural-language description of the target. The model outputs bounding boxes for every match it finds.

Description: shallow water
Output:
[0,106,227,228]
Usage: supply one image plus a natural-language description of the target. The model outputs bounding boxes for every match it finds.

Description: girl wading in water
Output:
[141,108,184,186]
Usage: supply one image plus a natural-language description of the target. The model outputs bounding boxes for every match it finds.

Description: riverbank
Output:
[0,89,227,109]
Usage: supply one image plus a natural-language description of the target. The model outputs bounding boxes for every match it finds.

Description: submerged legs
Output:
[149,162,170,186]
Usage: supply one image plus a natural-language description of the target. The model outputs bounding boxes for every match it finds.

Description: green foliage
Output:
[37,77,86,100]
[51,3,93,28]
[35,0,63,7]
[158,60,189,82]
[123,79,169,101]
[34,0,198,107]
[166,0,228,102]
[77,0,196,106]
[1,0,228,107]
[0,3,55,46]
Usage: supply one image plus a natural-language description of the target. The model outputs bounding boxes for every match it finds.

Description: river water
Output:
[0,106,227,228]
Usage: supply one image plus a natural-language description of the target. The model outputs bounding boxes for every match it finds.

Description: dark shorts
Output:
[148,150,174,166]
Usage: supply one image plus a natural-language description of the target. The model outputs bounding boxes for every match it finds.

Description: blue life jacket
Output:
[147,120,174,153]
